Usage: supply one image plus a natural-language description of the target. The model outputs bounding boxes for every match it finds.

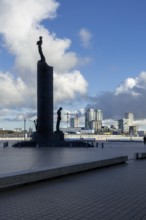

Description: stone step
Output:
[0,156,128,191]
[134,152,146,159]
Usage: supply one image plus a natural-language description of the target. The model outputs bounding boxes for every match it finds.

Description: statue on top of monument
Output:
[36,36,46,62]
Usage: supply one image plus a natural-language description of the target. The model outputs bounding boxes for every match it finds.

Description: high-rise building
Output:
[118,118,129,133]
[85,108,103,133]
[118,112,136,134]
[95,109,103,121]
[85,109,95,129]
[124,113,134,126]
[70,117,78,128]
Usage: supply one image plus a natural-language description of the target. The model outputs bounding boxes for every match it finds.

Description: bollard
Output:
[102,143,104,148]
[3,142,8,147]
[96,142,98,148]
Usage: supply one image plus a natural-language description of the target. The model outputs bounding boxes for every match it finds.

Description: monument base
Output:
[31,131,65,147]
[12,131,93,148]
[53,131,64,141]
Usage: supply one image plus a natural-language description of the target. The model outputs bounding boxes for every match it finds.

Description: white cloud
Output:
[54,70,88,103]
[135,71,146,89]
[134,119,146,126]
[86,71,146,121]
[79,28,93,48]
[0,71,35,108]
[115,77,138,96]
[0,0,88,124]
[115,72,146,96]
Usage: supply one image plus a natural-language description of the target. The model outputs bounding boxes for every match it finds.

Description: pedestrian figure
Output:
[143,136,146,145]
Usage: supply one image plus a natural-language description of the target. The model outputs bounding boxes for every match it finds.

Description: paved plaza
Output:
[0,140,145,175]
[0,140,146,219]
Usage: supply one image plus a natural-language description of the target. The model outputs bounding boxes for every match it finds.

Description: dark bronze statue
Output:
[56,107,62,132]
[36,36,46,62]
[34,119,38,131]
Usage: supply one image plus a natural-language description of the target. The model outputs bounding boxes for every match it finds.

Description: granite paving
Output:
[0,158,146,219]
[0,140,146,219]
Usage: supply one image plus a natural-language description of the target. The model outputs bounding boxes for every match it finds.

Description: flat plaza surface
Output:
[0,140,146,219]
[0,140,145,176]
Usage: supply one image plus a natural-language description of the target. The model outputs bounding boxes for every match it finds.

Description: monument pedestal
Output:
[31,60,67,146]
[32,60,54,146]
[53,131,64,141]
[37,61,53,135]
[32,131,92,148]
[32,131,64,147]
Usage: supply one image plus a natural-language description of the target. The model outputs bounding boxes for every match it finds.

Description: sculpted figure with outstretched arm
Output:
[36,36,46,62]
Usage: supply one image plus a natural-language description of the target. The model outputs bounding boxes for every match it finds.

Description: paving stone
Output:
[0,141,146,219]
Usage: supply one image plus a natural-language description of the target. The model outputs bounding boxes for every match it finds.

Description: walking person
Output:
[143,136,146,145]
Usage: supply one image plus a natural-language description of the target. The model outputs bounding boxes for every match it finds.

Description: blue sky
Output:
[49,0,146,94]
[0,0,146,130]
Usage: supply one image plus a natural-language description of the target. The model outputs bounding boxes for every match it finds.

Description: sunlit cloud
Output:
[0,0,88,124]
[86,71,146,121]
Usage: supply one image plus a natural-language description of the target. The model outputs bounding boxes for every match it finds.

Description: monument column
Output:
[37,61,53,135]
[33,36,64,146]
[32,36,54,144]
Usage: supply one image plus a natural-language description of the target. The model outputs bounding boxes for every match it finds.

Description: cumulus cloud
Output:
[54,70,88,103]
[115,72,146,96]
[86,71,146,121]
[0,0,88,123]
[134,119,146,126]
[115,78,138,96]
[0,71,35,108]
[79,28,93,48]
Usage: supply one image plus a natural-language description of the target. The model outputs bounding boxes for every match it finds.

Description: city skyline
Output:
[0,0,146,130]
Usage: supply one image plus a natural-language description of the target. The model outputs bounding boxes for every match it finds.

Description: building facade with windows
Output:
[85,108,103,133]
[118,112,137,134]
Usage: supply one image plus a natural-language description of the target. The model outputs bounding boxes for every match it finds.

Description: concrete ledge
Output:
[134,152,146,159]
[0,156,128,190]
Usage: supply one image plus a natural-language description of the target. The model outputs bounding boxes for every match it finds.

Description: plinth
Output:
[37,61,53,135]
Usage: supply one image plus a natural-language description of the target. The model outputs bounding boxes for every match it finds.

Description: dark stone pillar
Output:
[37,61,53,135]
[32,60,54,145]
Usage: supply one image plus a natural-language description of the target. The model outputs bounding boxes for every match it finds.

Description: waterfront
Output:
[65,134,143,142]
[0,134,143,141]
